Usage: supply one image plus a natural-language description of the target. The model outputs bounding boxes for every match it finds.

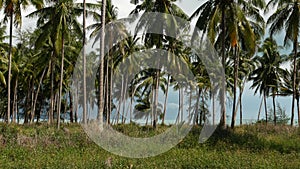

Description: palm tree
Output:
[98,0,107,129]
[249,38,284,125]
[28,0,83,127]
[280,60,300,125]
[131,0,188,128]
[266,0,300,126]
[0,0,43,124]
[82,0,87,125]
[190,0,265,128]
[190,0,264,127]
[88,0,124,124]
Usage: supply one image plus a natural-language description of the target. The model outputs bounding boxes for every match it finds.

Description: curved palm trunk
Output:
[82,0,87,125]
[291,39,297,126]
[7,11,13,124]
[57,32,65,129]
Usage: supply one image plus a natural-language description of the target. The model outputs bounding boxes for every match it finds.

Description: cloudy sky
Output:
[1,0,296,124]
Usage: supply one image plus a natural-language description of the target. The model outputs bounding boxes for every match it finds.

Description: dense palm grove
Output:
[0,0,299,129]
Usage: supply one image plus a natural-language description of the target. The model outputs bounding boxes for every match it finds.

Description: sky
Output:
[0,0,297,124]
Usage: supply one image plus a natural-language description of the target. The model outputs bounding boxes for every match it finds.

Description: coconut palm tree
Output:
[28,0,83,127]
[190,0,265,128]
[280,60,300,125]
[0,0,43,124]
[249,38,285,125]
[131,0,188,128]
[266,0,300,126]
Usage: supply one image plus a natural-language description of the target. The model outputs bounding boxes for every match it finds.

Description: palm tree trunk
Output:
[75,80,79,123]
[12,76,18,123]
[231,46,238,129]
[162,75,170,125]
[69,90,73,123]
[272,93,276,125]
[212,88,215,125]
[31,67,46,124]
[153,70,160,128]
[220,7,226,128]
[257,97,263,121]
[82,0,87,125]
[264,92,268,124]
[194,88,201,125]
[57,32,65,129]
[7,11,13,124]
[239,82,243,125]
[49,52,55,124]
[291,39,297,126]
[297,97,300,126]
[98,0,106,130]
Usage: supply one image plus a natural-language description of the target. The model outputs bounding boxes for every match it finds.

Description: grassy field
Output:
[0,123,299,168]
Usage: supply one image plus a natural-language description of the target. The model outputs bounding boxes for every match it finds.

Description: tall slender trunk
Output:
[212,88,215,125]
[12,76,18,123]
[98,0,106,130]
[231,46,238,129]
[201,93,205,124]
[31,68,46,124]
[116,75,124,125]
[57,32,65,129]
[176,89,181,124]
[257,96,263,121]
[220,7,226,128]
[297,97,300,126]
[188,85,192,118]
[108,51,113,124]
[69,90,74,123]
[82,0,87,125]
[194,88,201,125]
[291,39,297,126]
[153,70,160,128]
[264,92,268,124]
[75,80,79,123]
[49,52,54,124]
[7,11,13,124]
[180,88,184,122]
[162,75,170,125]
[239,81,243,125]
[122,76,128,124]
[272,92,276,125]
[30,80,34,122]
[106,55,109,123]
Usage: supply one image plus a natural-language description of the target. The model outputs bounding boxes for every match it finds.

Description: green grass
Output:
[0,123,299,168]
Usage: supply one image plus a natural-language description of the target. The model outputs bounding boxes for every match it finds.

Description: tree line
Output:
[0,0,299,129]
